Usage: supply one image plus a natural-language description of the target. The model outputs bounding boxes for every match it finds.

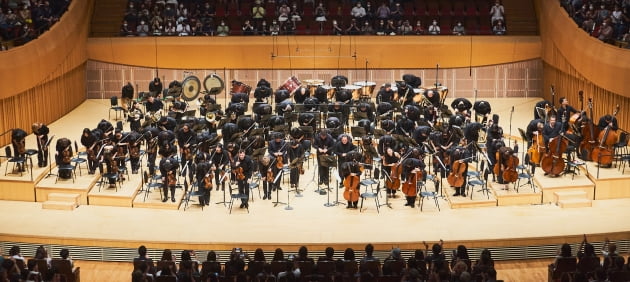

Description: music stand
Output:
[44,136,56,178]
[260,114,273,124]
[250,128,266,137]
[215,168,231,206]
[374,129,386,139]
[272,170,287,208]
[273,125,290,135]
[319,155,338,207]
[350,127,367,141]
[299,126,314,139]
[252,147,267,160]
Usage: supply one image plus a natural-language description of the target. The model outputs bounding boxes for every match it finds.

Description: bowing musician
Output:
[195,160,212,206]
[55,137,73,179]
[258,156,276,200]
[333,134,357,179]
[313,129,336,186]
[449,146,469,197]
[288,139,304,191]
[10,128,27,172]
[32,122,50,168]
[557,97,578,132]
[159,156,179,202]
[268,132,287,191]
[401,157,426,208]
[211,144,230,191]
[542,115,562,146]
[382,147,401,198]
[127,131,143,174]
[234,150,254,209]
[81,128,99,175]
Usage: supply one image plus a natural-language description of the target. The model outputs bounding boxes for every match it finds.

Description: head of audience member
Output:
[253,248,265,262]
[273,248,284,261]
[344,248,355,261]
[161,249,174,261]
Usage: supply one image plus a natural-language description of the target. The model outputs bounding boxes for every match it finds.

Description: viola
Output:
[447,160,467,188]
[203,172,213,190]
[167,170,177,186]
[276,155,284,169]
[343,174,360,202]
[267,169,274,182]
[235,167,246,180]
[402,169,422,197]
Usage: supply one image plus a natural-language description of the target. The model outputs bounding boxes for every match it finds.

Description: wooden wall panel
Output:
[86,60,543,100]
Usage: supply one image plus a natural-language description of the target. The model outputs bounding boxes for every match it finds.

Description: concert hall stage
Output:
[0,98,629,254]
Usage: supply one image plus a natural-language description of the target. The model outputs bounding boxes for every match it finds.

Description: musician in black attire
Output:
[288,139,304,190]
[401,157,426,208]
[525,119,545,148]
[144,128,160,176]
[293,87,309,104]
[495,146,515,183]
[597,114,619,131]
[55,137,73,179]
[449,146,469,197]
[196,160,212,206]
[382,147,401,198]
[81,128,99,174]
[121,82,134,112]
[314,129,336,186]
[356,103,375,122]
[333,134,357,179]
[177,124,197,177]
[10,128,27,172]
[97,119,114,140]
[148,77,163,97]
[542,115,563,146]
[111,130,130,176]
[234,150,254,208]
[159,156,179,202]
[144,95,164,127]
[157,130,177,158]
[158,116,177,132]
[378,135,397,156]
[485,116,504,171]
[128,101,144,132]
[32,122,49,167]
[259,156,275,200]
[126,131,142,174]
[340,160,363,209]
[268,133,287,191]
[211,144,230,191]
[398,81,414,106]
[556,97,579,131]
[376,83,395,103]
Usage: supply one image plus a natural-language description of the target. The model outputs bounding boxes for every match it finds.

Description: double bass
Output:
[591,105,620,166]
[540,135,568,176]
[579,98,600,161]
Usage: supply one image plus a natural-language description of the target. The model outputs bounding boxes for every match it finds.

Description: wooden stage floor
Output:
[0,98,629,250]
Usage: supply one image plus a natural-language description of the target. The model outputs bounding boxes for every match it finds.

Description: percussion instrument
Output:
[181,76,201,101]
[279,76,302,94]
[353,81,376,97]
[231,80,252,95]
[412,88,427,103]
[203,74,225,95]
[322,85,336,100]
[343,85,362,101]
[304,79,325,95]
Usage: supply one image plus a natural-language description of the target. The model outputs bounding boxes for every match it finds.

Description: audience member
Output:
[428,19,440,35]
[452,21,466,35]
[216,20,229,36]
[493,20,506,35]
[490,0,505,25]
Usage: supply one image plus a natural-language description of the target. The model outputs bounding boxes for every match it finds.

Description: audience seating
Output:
[547,257,577,282]
[51,259,80,282]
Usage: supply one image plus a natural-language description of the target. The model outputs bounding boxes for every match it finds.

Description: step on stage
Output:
[0,99,629,251]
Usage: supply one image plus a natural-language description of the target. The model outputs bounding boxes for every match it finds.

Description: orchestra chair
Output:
[109,96,125,120]
[28,259,50,279]
[269,261,289,278]
[55,164,76,184]
[296,260,315,282]
[547,257,577,282]
[228,189,249,214]
[97,163,120,192]
[515,164,535,193]
[155,275,176,282]
[359,179,380,213]
[613,131,629,168]
[466,169,490,200]
[183,181,206,211]
[417,175,440,212]
[4,147,26,176]
[576,256,600,277]
[71,141,87,176]
[249,172,262,201]
[51,259,80,282]
[144,173,164,202]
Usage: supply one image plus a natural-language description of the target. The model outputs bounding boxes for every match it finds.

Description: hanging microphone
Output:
[511,106,514,112]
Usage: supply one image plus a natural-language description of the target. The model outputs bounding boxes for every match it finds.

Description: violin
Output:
[167,170,177,186]
[591,105,620,166]
[402,169,422,197]
[62,145,72,164]
[579,98,600,161]
[276,155,284,169]
[203,172,213,190]
[267,168,274,182]
[447,159,467,188]
[235,167,246,180]
[343,173,360,202]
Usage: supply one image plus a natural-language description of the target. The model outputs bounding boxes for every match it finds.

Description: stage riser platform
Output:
[0,181,35,201]
[592,178,630,200]
[36,188,90,206]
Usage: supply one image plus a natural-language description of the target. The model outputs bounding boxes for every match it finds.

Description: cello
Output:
[448,157,474,188]
[402,169,423,197]
[386,162,402,192]
[591,105,620,167]
[343,166,360,204]
[579,98,600,161]
[502,154,519,183]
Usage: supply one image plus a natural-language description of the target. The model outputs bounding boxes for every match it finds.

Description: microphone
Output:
[511,106,514,113]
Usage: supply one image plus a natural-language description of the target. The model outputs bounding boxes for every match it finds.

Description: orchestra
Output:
[5,73,628,212]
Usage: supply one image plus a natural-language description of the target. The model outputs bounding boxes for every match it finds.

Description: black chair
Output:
[4,146,26,176]
[576,256,600,275]
[109,96,125,120]
[200,261,222,282]
[51,259,80,282]
[548,257,577,282]
[360,260,381,277]
[269,260,289,277]
[341,260,358,282]
[314,260,336,282]
[296,260,315,281]
[133,258,156,276]
[155,276,177,282]
[55,164,76,184]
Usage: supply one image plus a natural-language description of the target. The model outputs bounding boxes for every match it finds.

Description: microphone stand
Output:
[433,153,447,199]
[508,106,514,147]
[215,167,230,206]
[44,135,56,178]
[378,166,393,209]
[333,166,345,206]
[323,162,337,207]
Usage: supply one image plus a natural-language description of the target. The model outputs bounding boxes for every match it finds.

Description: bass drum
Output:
[231,80,252,95]
[203,74,225,95]
[181,76,201,101]
[278,76,302,94]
